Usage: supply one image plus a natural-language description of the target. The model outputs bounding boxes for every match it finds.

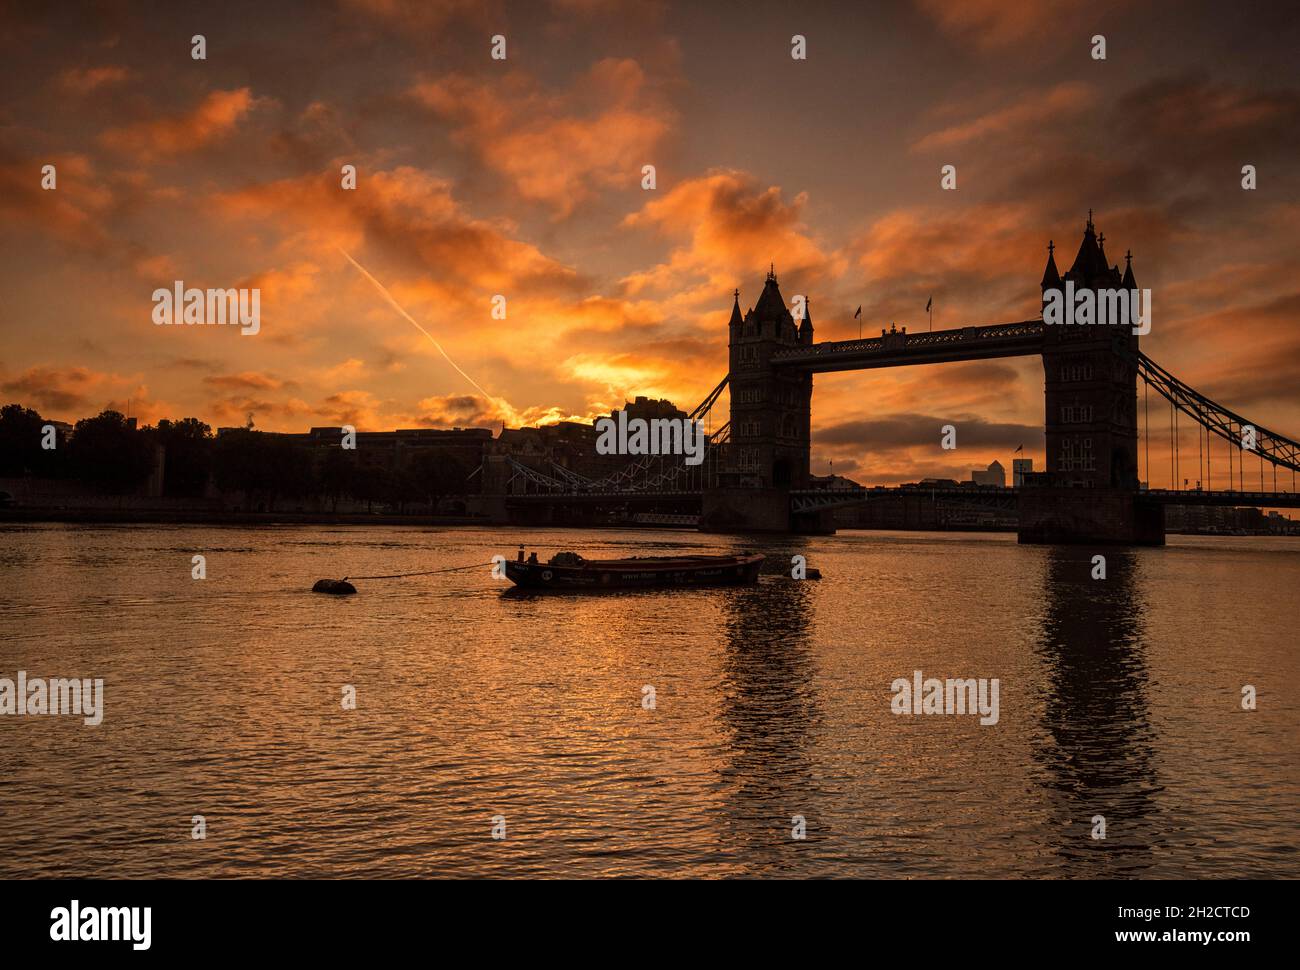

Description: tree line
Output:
[0,404,476,510]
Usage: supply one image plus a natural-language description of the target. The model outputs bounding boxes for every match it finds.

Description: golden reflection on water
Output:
[0,524,1296,878]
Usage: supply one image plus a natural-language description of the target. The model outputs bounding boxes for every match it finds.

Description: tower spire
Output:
[1041,238,1061,289]
[1069,212,1108,282]
[728,287,743,329]
[1121,249,1136,289]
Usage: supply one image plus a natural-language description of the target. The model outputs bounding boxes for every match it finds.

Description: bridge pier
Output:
[701,486,791,532]
[1017,486,1164,546]
[700,486,835,534]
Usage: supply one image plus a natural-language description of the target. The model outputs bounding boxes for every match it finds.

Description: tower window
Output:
[1061,361,1094,382]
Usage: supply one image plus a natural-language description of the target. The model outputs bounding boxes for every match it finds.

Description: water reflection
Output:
[715,576,820,868]
[1032,547,1163,875]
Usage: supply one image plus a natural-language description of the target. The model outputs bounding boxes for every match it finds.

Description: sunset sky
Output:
[2,0,1297,484]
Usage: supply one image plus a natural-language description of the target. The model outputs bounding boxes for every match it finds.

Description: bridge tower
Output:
[1021,216,1164,544]
[701,268,817,532]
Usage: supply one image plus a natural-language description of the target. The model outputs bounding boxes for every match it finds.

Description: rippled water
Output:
[1,523,1297,878]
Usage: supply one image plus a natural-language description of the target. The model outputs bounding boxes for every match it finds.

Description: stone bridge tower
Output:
[1023,215,1162,543]
[1039,215,1141,489]
[701,268,815,531]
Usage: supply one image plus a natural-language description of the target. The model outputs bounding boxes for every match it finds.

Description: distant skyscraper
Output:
[972,460,1006,487]
[1013,457,1033,486]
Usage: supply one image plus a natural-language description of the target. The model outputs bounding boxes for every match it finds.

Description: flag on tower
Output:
[854,306,862,319]
[925,296,932,312]
[1015,444,1024,454]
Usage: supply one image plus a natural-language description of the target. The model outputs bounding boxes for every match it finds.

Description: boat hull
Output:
[504,554,763,591]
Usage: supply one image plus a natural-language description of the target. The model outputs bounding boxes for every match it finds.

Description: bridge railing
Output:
[771,320,1044,362]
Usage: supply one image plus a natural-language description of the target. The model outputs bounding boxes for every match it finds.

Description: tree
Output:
[212,429,273,507]
[211,429,313,511]
[350,463,400,513]
[0,403,65,478]
[267,436,314,508]
[151,417,213,497]
[407,449,472,504]
[318,448,359,513]
[68,410,154,494]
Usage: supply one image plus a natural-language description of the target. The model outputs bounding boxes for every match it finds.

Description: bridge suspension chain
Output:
[1127,348,1300,487]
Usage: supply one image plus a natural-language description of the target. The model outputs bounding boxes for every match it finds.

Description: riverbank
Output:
[0,508,488,527]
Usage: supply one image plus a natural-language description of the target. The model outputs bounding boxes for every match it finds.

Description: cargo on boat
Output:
[504,549,763,591]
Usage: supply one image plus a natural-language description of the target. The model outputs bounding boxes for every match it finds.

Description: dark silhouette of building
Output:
[1039,215,1141,490]
[612,395,686,424]
[243,425,492,480]
[721,267,813,490]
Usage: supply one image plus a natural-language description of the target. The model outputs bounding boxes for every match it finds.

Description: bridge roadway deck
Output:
[771,320,1045,373]
[790,485,1300,510]
[506,486,1300,508]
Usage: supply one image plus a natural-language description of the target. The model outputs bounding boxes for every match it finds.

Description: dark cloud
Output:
[816,412,1042,450]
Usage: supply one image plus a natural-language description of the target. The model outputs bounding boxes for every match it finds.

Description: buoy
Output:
[312,579,357,595]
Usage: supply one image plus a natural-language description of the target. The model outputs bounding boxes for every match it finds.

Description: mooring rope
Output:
[342,562,492,581]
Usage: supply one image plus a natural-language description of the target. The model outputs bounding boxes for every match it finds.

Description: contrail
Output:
[338,247,498,403]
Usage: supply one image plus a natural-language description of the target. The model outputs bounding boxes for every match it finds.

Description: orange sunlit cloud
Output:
[1,1,1297,483]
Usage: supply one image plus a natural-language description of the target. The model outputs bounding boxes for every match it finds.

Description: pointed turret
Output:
[798,298,814,344]
[1121,250,1136,289]
[751,263,795,338]
[753,265,784,314]
[728,288,743,331]
[1068,212,1110,284]
[1040,240,1061,291]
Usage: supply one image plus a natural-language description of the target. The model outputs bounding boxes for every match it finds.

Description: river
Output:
[1,523,1296,878]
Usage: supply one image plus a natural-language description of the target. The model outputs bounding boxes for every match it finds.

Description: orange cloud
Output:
[2,365,104,412]
[912,83,1093,153]
[203,372,295,392]
[914,0,1119,52]
[216,166,575,297]
[59,65,133,95]
[410,59,676,217]
[0,365,173,424]
[100,88,262,159]
[339,0,496,32]
[0,151,114,251]
[620,170,843,314]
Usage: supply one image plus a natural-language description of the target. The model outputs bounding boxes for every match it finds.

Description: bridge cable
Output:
[1175,401,1180,490]
[1170,392,1180,486]
[1207,403,1212,490]
[1230,420,1235,491]
[1143,380,1150,488]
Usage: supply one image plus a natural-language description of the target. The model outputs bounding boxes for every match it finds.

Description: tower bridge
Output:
[494,216,1300,545]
